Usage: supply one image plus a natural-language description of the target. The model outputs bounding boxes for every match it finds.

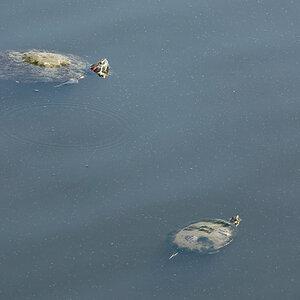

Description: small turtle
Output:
[168,215,241,259]
[0,49,109,87]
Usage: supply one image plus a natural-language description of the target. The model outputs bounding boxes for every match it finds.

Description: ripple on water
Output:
[0,103,133,149]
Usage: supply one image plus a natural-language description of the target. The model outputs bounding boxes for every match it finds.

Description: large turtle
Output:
[0,49,109,87]
[168,215,241,259]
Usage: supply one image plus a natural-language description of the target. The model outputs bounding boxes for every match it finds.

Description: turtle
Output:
[0,49,109,87]
[168,215,241,259]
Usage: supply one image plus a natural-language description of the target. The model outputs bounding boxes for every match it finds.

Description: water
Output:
[0,0,299,299]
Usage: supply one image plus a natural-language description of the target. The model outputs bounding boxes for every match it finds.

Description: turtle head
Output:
[90,58,110,78]
[229,215,241,226]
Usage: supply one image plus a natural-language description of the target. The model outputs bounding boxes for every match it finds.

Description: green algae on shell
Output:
[168,216,241,258]
[0,49,89,83]
[22,52,70,68]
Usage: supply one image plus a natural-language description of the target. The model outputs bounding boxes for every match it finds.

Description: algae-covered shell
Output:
[0,49,89,83]
[168,217,240,255]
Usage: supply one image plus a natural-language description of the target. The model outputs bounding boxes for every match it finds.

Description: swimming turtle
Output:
[168,215,241,259]
[0,49,109,87]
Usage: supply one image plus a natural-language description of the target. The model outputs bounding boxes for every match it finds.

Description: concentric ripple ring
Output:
[0,103,133,149]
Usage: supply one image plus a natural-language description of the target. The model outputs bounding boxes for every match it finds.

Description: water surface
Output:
[0,0,299,299]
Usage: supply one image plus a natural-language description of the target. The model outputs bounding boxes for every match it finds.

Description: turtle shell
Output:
[0,49,89,83]
[168,219,238,254]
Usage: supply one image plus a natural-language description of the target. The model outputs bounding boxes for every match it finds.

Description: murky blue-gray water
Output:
[1,1,299,299]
